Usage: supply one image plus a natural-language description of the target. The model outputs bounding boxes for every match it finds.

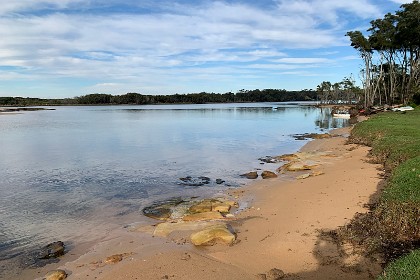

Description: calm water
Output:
[0,103,347,274]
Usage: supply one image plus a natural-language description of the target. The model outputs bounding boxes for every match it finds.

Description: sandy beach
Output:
[22,124,385,280]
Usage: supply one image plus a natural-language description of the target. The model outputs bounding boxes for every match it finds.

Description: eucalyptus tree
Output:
[395,0,420,104]
[346,31,373,108]
[347,0,420,107]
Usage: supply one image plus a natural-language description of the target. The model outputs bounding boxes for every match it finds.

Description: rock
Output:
[296,173,311,180]
[261,171,278,179]
[183,211,224,221]
[190,224,236,246]
[258,156,279,163]
[211,202,231,213]
[292,133,331,140]
[280,162,319,172]
[153,221,225,237]
[277,154,299,161]
[44,269,67,280]
[311,171,324,177]
[215,178,225,184]
[241,171,258,179]
[188,200,213,214]
[256,274,267,280]
[37,241,65,259]
[142,197,185,220]
[179,176,211,186]
[266,268,285,280]
[104,254,123,264]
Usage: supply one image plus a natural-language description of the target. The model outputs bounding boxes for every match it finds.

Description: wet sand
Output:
[22,124,383,280]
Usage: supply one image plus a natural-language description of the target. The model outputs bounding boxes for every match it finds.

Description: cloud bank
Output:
[0,0,403,97]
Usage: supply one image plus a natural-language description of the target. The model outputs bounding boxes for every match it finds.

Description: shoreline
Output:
[17,121,383,280]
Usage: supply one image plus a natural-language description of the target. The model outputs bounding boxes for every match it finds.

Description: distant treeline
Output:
[0,89,317,106]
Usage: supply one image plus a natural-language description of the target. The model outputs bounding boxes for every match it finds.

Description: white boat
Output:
[392,106,414,112]
[332,113,351,119]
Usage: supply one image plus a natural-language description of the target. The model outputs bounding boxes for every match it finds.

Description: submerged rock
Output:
[215,178,225,184]
[44,269,67,280]
[37,241,65,259]
[190,224,236,246]
[261,171,278,179]
[178,176,211,186]
[241,171,258,179]
[142,197,186,220]
[258,156,280,163]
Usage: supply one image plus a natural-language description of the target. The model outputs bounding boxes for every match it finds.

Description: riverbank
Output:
[18,119,386,280]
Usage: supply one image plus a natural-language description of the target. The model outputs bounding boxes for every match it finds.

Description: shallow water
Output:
[0,102,348,276]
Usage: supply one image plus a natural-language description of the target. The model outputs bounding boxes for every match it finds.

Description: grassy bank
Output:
[338,108,420,278]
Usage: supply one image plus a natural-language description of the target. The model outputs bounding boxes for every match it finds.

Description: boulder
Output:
[190,224,236,246]
[277,154,299,162]
[37,241,65,259]
[241,171,258,179]
[261,171,278,179]
[183,211,224,222]
[44,269,67,280]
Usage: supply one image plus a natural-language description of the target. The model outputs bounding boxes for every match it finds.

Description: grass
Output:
[378,249,420,280]
[337,107,420,278]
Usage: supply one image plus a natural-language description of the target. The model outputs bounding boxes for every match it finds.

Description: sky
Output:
[0,0,413,98]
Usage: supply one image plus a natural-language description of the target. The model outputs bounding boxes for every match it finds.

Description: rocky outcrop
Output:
[44,269,67,280]
[241,171,258,179]
[261,171,278,179]
[190,224,236,246]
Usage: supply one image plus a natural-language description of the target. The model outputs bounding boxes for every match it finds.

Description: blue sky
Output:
[0,0,412,98]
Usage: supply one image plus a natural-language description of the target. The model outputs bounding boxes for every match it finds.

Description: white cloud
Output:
[0,0,390,96]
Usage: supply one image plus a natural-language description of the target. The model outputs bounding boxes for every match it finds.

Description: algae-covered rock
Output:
[142,197,185,220]
[190,224,236,246]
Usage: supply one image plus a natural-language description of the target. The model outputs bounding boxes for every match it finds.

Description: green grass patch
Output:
[336,108,420,278]
[382,157,420,202]
[378,249,420,280]
[350,109,420,170]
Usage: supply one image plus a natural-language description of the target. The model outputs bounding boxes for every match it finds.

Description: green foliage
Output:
[378,250,420,280]
[0,89,318,106]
